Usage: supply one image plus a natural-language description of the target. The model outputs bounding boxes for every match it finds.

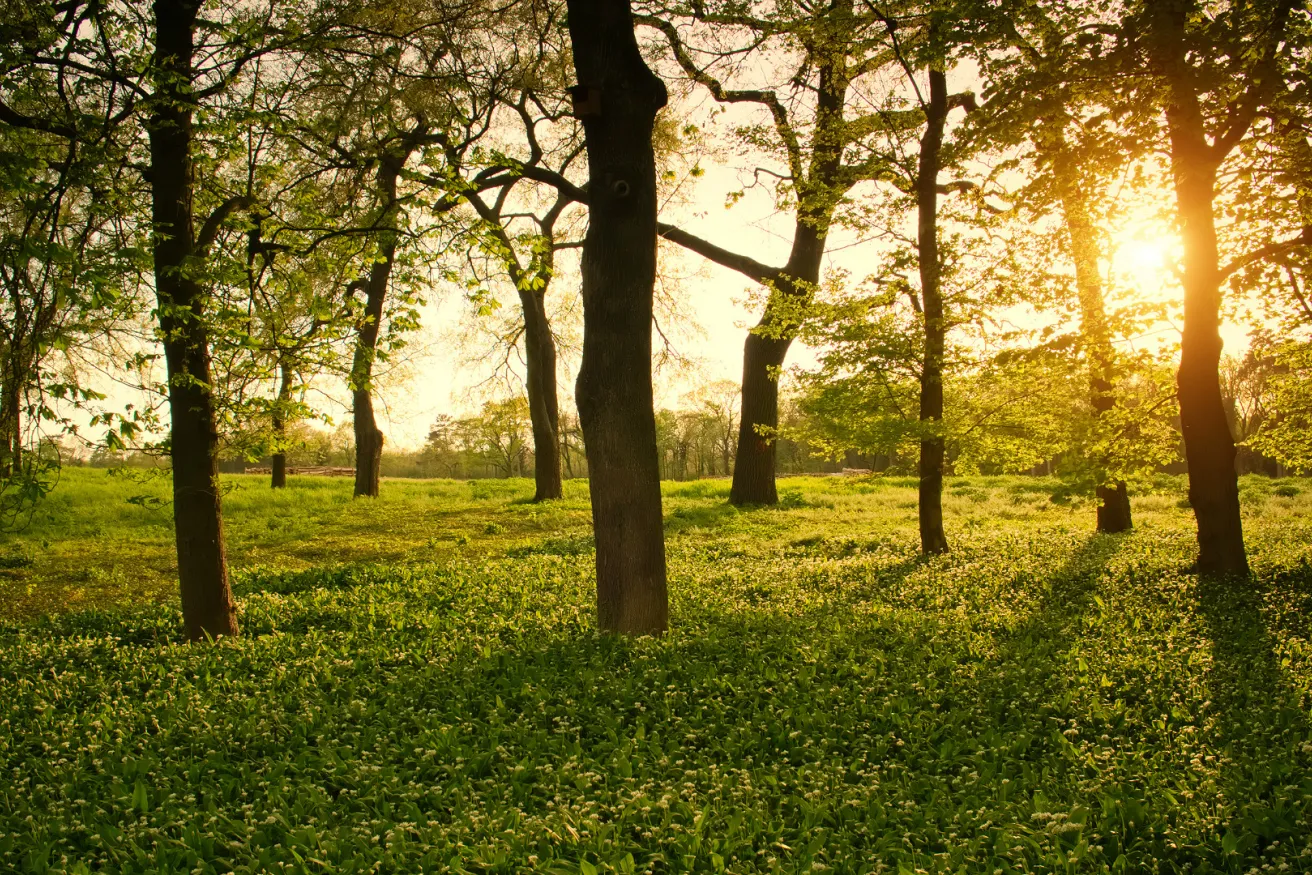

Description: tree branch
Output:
[1219,227,1312,280]
[637,14,805,184]
[657,223,783,287]
[196,195,255,254]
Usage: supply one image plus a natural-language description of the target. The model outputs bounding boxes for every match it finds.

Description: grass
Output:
[1,470,1311,873]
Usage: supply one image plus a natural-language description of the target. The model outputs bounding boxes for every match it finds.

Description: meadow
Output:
[1,470,1311,873]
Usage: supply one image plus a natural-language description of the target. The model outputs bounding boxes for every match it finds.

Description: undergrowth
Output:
[1,472,1310,873]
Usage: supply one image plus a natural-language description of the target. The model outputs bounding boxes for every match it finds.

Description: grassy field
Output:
[2,470,1311,873]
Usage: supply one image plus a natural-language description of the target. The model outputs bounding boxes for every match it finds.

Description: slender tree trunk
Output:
[522,287,563,500]
[567,0,668,635]
[1152,4,1249,576]
[271,358,292,489]
[148,0,237,639]
[915,69,950,556]
[350,160,400,499]
[0,376,19,478]
[1045,131,1133,533]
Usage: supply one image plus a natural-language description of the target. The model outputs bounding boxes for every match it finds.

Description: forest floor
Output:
[2,470,1311,873]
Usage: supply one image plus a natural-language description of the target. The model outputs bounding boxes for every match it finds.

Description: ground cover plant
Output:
[1,472,1311,873]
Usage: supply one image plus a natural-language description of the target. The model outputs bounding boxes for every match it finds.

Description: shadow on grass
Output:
[1195,569,1312,862]
[663,501,742,535]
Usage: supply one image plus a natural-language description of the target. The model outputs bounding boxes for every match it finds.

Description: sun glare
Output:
[1110,231,1180,304]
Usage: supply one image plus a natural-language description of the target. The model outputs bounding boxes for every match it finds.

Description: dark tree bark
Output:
[1144,0,1296,576]
[1044,131,1133,533]
[915,69,950,556]
[461,191,565,502]
[642,3,856,506]
[148,0,237,639]
[350,157,401,499]
[0,378,19,478]
[522,286,563,501]
[566,0,669,635]
[728,39,849,506]
[270,357,292,489]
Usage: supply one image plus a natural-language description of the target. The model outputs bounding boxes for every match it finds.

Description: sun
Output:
[1109,230,1180,303]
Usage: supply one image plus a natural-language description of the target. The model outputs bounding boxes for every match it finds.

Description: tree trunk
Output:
[567,0,668,635]
[0,376,19,478]
[916,69,950,556]
[148,0,237,640]
[731,332,791,503]
[522,287,563,500]
[1044,129,1133,533]
[1172,152,1247,575]
[271,358,292,489]
[350,160,400,499]
[1152,3,1249,576]
[728,43,848,505]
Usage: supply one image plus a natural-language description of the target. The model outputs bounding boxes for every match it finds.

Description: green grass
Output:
[1,470,1311,873]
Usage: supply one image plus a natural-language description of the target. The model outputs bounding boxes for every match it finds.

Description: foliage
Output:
[2,472,1312,872]
[1248,340,1312,472]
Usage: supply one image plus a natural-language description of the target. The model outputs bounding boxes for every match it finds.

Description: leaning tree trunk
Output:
[729,216,829,507]
[350,160,400,499]
[270,357,292,489]
[915,69,950,556]
[729,44,848,506]
[1046,132,1133,533]
[148,0,237,639]
[521,286,563,501]
[567,0,669,635]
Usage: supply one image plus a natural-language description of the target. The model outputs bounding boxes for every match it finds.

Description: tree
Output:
[447,69,584,501]
[637,0,925,505]
[566,0,669,634]
[284,0,510,498]
[1139,0,1303,576]
[969,0,1141,533]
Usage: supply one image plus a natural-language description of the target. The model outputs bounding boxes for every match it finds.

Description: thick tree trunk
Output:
[1045,132,1133,533]
[1151,3,1249,576]
[148,0,237,639]
[350,161,399,499]
[731,331,793,504]
[1172,154,1247,575]
[271,358,292,489]
[567,0,668,635]
[916,70,950,556]
[522,287,563,501]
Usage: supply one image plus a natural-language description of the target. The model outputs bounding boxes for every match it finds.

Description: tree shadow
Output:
[662,500,742,534]
[1193,569,1312,863]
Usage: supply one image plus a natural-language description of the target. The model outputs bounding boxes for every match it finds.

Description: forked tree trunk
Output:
[522,286,563,501]
[148,0,237,639]
[1151,2,1252,577]
[566,0,668,635]
[350,159,400,499]
[915,69,950,556]
[270,358,292,489]
[1045,130,1133,533]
